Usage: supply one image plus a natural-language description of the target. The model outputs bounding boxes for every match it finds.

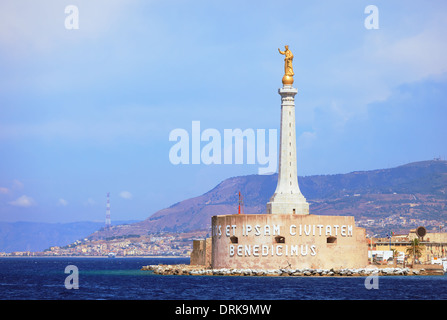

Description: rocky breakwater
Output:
[141,265,437,276]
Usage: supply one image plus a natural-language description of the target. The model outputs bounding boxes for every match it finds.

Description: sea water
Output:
[0,257,446,300]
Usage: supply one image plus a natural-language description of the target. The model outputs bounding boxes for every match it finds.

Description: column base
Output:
[266,200,309,215]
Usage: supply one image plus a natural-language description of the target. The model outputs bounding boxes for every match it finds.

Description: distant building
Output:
[374,227,447,264]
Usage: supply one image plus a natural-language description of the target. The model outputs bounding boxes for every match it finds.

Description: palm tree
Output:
[391,248,399,265]
[406,238,424,265]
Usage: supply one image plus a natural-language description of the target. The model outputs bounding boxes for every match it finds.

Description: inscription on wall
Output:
[212,223,354,258]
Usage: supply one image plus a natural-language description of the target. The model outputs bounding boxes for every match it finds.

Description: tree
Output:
[406,238,424,265]
[391,248,399,265]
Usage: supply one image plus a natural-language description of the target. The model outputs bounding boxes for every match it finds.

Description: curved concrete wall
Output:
[211,214,368,270]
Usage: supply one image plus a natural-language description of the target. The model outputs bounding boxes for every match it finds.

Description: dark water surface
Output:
[0,257,446,300]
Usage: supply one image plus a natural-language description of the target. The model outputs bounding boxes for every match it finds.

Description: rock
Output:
[242,269,252,276]
[251,270,259,276]
[256,270,266,276]
[265,270,279,276]
[140,263,428,278]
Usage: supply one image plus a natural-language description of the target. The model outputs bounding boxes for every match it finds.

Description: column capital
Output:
[279,86,298,106]
[278,86,298,96]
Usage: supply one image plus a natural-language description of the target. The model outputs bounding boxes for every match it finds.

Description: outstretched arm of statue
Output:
[278,48,285,55]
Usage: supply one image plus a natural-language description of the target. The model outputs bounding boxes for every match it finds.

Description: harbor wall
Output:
[211,214,368,270]
[190,238,212,267]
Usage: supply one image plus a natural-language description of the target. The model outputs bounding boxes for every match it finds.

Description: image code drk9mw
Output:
[219,304,272,315]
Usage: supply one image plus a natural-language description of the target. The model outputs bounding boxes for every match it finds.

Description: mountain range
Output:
[0,220,138,252]
[90,159,447,239]
[2,160,445,252]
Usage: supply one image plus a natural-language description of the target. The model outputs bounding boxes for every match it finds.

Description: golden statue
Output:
[278,45,294,85]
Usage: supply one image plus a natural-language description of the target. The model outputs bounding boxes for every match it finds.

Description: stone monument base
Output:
[209,214,368,270]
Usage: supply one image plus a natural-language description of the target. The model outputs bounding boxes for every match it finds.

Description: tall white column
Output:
[266,85,309,215]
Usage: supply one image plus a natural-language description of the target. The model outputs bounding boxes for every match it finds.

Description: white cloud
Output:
[302,13,447,139]
[9,195,36,207]
[368,27,447,88]
[0,187,9,194]
[0,104,167,143]
[119,191,133,199]
[84,198,96,206]
[12,179,23,189]
[58,198,68,206]
[0,0,137,56]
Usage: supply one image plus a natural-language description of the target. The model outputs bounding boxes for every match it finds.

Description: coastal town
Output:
[1,217,445,259]
[357,215,445,234]
[0,230,208,257]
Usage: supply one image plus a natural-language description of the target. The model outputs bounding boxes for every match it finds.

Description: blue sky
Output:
[0,0,446,223]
